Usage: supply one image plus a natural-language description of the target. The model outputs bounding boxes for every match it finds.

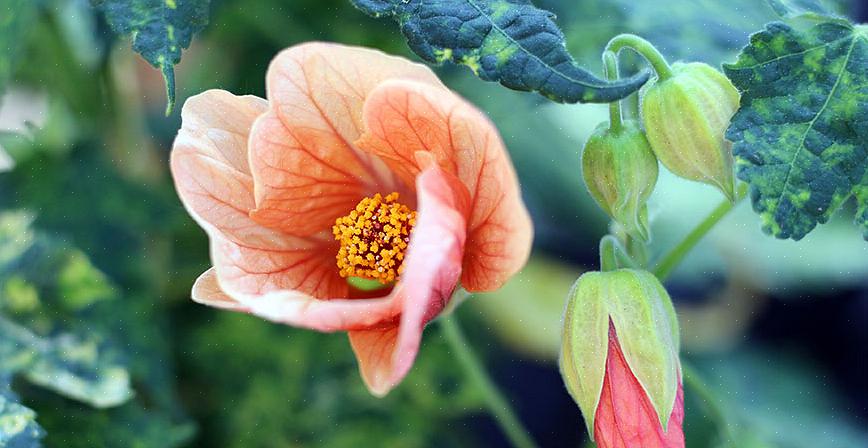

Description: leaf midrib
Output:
[773,33,858,212]
[463,0,613,89]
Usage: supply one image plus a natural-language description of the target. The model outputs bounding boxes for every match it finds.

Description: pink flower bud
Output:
[594,324,685,448]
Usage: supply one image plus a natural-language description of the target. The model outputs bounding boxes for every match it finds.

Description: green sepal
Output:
[604,269,680,429]
[559,272,609,437]
[559,269,680,437]
[641,62,739,200]
[582,120,659,241]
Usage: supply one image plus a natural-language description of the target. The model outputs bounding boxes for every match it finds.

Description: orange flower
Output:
[170,43,532,396]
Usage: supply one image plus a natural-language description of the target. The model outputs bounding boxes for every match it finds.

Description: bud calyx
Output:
[560,269,680,438]
[641,62,740,200]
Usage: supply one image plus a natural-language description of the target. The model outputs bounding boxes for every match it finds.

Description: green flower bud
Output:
[560,269,680,436]
[582,120,659,241]
[641,62,740,200]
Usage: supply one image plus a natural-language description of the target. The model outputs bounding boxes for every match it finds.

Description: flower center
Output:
[332,192,417,285]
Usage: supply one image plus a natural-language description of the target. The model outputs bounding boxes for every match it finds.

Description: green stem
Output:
[602,51,622,131]
[652,183,748,280]
[439,314,539,448]
[599,235,637,271]
[681,361,737,446]
[605,34,674,81]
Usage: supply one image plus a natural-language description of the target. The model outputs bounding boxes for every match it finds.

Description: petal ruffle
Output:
[594,326,685,448]
[348,166,467,396]
[356,79,532,293]
[247,42,442,236]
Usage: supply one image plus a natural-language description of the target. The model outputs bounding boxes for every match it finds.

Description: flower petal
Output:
[348,166,467,396]
[356,79,532,292]
[191,268,249,312]
[594,326,685,448]
[171,90,276,247]
[248,42,442,236]
[171,89,352,315]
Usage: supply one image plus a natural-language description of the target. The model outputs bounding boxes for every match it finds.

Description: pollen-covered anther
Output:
[332,192,417,284]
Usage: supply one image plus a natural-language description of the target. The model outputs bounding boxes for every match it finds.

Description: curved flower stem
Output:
[439,313,539,448]
[600,235,638,271]
[652,183,748,281]
[681,361,737,446]
[602,51,623,132]
[605,34,674,81]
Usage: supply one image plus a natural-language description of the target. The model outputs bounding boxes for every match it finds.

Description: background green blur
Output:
[1,0,867,447]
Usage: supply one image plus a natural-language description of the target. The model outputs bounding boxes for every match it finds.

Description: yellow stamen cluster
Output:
[332,192,417,284]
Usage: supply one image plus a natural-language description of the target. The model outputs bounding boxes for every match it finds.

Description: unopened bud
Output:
[582,121,658,241]
[641,62,739,200]
[560,269,681,439]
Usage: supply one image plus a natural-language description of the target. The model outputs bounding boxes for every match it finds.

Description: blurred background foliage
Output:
[0,0,866,446]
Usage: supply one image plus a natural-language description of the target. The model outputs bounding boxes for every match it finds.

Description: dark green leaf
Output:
[724,21,868,240]
[0,212,133,409]
[0,313,133,409]
[351,0,649,103]
[857,172,868,238]
[0,377,43,448]
[92,0,210,115]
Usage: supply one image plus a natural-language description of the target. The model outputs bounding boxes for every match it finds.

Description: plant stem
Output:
[599,235,637,271]
[652,183,748,280]
[681,361,737,446]
[439,313,539,448]
[602,51,623,131]
[605,34,674,81]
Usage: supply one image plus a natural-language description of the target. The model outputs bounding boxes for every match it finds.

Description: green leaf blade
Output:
[352,0,650,103]
[0,378,44,448]
[724,21,868,240]
[92,0,210,114]
[0,212,134,410]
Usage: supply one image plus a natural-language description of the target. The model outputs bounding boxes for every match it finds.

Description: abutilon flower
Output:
[170,43,532,396]
[561,269,684,448]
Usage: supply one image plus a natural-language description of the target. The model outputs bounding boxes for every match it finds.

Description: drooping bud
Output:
[560,269,682,446]
[641,62,739,200]
[582,121,658,241]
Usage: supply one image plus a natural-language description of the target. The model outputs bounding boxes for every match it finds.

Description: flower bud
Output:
[560,269,683,446]
[641,62,739,200]
[582,120,658,241]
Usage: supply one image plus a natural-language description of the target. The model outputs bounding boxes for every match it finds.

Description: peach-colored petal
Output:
[171,89,350,308]
[171,90,275,247]
[594,327,685,448]
[349,166,467,396]
[191,268,249,312]
[247,42,443,236]
[356,79,532,293]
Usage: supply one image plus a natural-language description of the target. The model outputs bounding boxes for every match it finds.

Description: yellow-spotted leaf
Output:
[351,0,650,103]
[92,0,210,115]
[724,20,868,240]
